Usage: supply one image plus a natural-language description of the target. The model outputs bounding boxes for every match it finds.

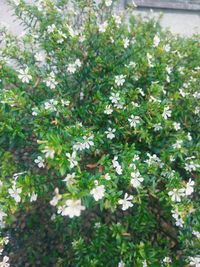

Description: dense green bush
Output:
[0,0,200,266]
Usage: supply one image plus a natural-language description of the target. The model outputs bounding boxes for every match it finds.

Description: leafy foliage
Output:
[0,0,200,266]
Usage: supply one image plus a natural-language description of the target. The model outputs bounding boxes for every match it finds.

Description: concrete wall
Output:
[0,0,200,36]
[134,8,200,36]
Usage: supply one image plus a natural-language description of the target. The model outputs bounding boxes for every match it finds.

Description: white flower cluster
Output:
[73,135,94,151]
[130,164,144,188]
[57,199,85,218]
[18,67,32,83]
[67,59,82,74]
[168,178,195,202]
[90,181,105,201]
[44,72,58,89]
[112,156,123,175]
[8,182,22,203]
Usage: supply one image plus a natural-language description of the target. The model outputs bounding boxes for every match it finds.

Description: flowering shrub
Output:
[0,0,200,266]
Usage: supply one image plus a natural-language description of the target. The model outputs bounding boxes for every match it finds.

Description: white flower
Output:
[109,92,120,104]
[32,107,39,116]
[105,128,116,140]
[105,0,112,6]
[44,99,58,111]
[90,183,105,201]
[47,24,56,34]
[147,53,153,67]
[149,95,161,103]
[172,208,180,220]
[138,87,145,96]
[128,61,136,68]
[193,91,200,99]
[61,99,70,106]
[175,217,184,227]
[13,0,20,5]
[189,256,200,267]
[194,107,200,114]
[63,173,76,185]
[154,123,162,131]
[164,44,171,52]
[132,0,137,7]
[34,156,45,168]
[142,260,148,267]
[173,122,181,131]
[104,105,113,115]
[50,214,56,221]
[42,146,55,159]
[144,153,161,166]
[185,162,200,172]
[163,257,171,263]
[168,188,185,202]
[116,165,123,175]
[118,260,125,267]
[4,237,9,245]
[75,59,82,67]
[112,157,119,168]
[83,135,94,149]
[153,35,160,47]
[57,30,67,44]
[187,132,192,141]
[130,171,144,188]
[80,91,84,100]
[67,63,76,73]
[112,15,122,27]
[169,155,175,162]
[172,140,183,149]
[162,106,172,120]
[66,151,78,169]
[193,231,200,239]
[132,155,140,162]
[115,75,126,86]
[8,184,22,203]
[123,37,130,48]
[79,34,86,42]
[99,21,108,33]
[67,25,78,37]
[67,59,81,74]
[50,188,61,206]
[45,72,58,89]
[82,136,94,149]
[30,192,38,202]
[112,156,123,175]
[114,101,124,109]
[0,256,10,267]
[185,178,194,196]
[0,210,7,222]
[35,51,46,63]
[128,115,140,128]
[179,88,189,98]
[178,66,185,75]
[73,142,84,151]
[73,136,94,151]
[104,173,111,180]
[59,199,85,218]
[18,67,32,83]
[166,65,172,75]
[118,193,133,211]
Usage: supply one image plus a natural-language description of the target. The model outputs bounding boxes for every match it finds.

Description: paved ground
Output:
[0,0,200,36]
